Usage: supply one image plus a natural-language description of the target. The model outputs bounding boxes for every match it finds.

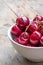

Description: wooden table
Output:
[0,0,43,65]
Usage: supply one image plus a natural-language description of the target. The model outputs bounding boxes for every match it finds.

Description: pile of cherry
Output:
[11,15,43,47]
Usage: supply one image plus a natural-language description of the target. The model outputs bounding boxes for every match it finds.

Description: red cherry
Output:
[14,37,19,43]
[40,36,43,46]
[26,43,31,47]
[36,42,41,47]
[31,44,36,47]
[41,16,43,21]
[28,23,38,33]
[40,29,43,36]
[40,21,43,25]
[11,25,22,36]
[33,15,43,21]
[30,31,41,45]
[38,43,42,47]
[16,16,30,28]
[18,25,25,32]
[37,26,41,32]
[19,32,30,45]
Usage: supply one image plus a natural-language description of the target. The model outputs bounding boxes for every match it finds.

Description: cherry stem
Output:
[25,25,29,32]
[36,15,43,29]
[23,25,29,38]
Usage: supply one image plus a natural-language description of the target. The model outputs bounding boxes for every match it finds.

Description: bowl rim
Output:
[8,24,43,49]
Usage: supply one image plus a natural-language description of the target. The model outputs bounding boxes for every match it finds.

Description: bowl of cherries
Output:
[8,15,43,62]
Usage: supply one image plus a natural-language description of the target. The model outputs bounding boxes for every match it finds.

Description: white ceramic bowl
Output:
[8,25,43,62]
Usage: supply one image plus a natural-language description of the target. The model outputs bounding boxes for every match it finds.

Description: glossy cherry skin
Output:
[16,16,30,28]
[33,15,43,21]
[11,25,22,36]
[40,36,43,46]
[19,32,30,45]
[30,31,41,46]
[27,23,38,33]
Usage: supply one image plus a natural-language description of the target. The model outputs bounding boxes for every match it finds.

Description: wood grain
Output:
[0,0,43,65]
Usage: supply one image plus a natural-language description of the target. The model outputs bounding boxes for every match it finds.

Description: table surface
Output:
[0,0,43,65]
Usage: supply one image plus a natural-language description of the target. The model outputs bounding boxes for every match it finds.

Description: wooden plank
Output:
[3,0,43,19]
[0,0,17,35]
